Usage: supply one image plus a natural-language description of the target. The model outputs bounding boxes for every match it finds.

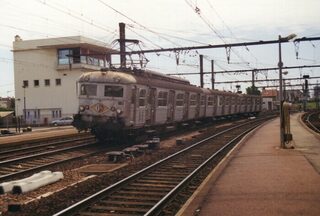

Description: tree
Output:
[246,86,261,95]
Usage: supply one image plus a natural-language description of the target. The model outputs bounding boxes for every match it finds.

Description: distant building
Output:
[0,97,13,109]
[284,89,303,102]
[314,85,320,99]
[0,111,14,128]
[261,89,278,111]
[13,35,113,125]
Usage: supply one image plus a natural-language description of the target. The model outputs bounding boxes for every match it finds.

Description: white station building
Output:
[13,35,112,125]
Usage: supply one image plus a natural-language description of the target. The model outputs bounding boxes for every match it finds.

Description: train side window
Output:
[207,96,214,106]
[158,91,168,107]
[176,93,184,106]
[190,94,197,106]
[200,95,206,105]
[139,89,146,107]
[80,84,97,96]
[104,85,123,97]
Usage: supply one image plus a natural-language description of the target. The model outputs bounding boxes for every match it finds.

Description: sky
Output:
[1,0,320,97]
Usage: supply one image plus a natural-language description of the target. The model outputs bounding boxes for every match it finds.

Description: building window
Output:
[56,79,61,86]
[57,48,80,65]
[44,79,50,86]
[52,109,62,118]
[23,80,29,88]
[34,80,39,87]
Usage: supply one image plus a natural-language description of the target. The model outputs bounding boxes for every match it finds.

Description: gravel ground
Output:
[0,129,203,216]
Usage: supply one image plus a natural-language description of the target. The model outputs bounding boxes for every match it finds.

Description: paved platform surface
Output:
[178,113,320,216]
[0,126,78,145]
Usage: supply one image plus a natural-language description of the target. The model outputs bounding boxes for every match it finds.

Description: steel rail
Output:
[145,122,260,215]
[0,136,95,160]
[0,148,102,185]
[53,117,270,216]
[306,112,320,133]
[0,142,96,166]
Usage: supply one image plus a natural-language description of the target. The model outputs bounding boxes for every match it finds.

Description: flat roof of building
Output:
[13,35,114,53]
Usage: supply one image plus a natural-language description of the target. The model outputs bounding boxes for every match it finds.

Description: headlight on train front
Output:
[79,105,85,112]
[116,109,123,115]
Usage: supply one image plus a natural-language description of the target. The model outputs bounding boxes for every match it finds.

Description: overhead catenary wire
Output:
[184,0,254,69]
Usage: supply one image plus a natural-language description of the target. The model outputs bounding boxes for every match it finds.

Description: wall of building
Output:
[13,36,109,125]
[262,97,276,111]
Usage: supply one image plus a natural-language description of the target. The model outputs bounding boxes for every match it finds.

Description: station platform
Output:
[178,113,320,216]
[0,126,79,145]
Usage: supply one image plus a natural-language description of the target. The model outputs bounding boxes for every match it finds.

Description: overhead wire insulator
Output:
[175,51,180,65]
[294,41,300,59]
[225,46,231,64]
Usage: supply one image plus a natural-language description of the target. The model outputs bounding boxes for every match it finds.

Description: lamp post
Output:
[278,34,296,148]
[15,98,21,133]
[22,85,26,125]
[283,71,288,101]
[303,75,310,111]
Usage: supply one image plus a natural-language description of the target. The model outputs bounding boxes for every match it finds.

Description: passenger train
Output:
[72,68,261,140]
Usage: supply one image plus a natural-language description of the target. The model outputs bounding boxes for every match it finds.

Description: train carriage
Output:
[73,69,261,140]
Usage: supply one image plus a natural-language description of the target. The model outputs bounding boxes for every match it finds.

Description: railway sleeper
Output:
[88,205,150,214]
[135,179,180,185]
[142,175,185,181]
[0,167,19,172]
[125,185,173,192]
[116,190,166,197]
[109,195,161,202]
[147,173,186,178]
[100,200,155,207]
[19,162,44,167]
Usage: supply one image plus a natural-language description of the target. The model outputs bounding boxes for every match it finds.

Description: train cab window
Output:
[80,84,97,96]
[157,91,168,107]
[176,93,184,106]
[139,89,147,107]
[190,94,197,106]
[104,85,123,97]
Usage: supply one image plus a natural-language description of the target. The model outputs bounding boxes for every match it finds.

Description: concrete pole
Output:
[211,60,215,90]
[119,22,126,68]
[278,35,285,148]
[200,55,204,88]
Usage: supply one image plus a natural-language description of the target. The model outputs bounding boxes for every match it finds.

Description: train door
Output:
[130,85,137,123]
[183,92,189,120]
[167,90,175,122]
[195,93,200,118]
[212,94,217,116]
[147,87,157,125]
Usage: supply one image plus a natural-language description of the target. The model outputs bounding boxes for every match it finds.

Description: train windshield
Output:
[104,85,123,97]
[80,84,97,96]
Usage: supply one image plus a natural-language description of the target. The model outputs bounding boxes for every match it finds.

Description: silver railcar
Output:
[73,69,261,140]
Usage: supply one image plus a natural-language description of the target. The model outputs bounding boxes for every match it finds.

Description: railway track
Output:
[0,140,100,185]
[0,135,95,162]
[303,111,320,133]
[53,117,271,216]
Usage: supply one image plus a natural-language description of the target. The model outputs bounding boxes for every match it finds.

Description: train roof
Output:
[79,68,191,85]
[78,69,261,97]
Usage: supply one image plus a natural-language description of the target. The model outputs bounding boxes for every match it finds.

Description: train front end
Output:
[73,71,136,141]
